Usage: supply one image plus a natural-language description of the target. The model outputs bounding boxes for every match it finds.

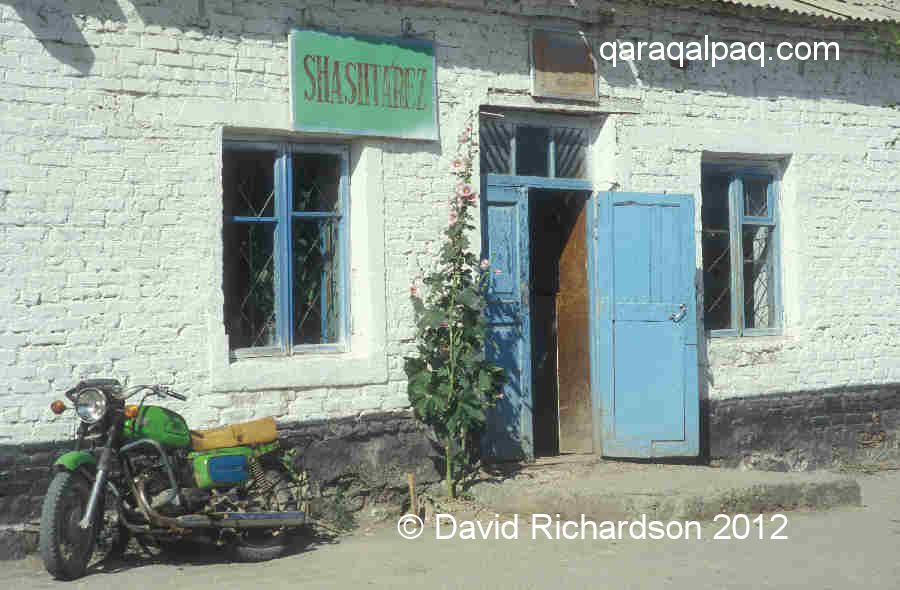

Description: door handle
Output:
[669,304,687,323]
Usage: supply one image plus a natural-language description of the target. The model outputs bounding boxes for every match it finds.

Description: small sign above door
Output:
[531,29,597,102]
[290,29,439,140]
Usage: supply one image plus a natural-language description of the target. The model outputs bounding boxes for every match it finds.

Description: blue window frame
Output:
[701,166,780,336]
[222,141,349,356]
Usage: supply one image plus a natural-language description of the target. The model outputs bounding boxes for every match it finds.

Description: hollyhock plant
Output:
[404,112,507,499]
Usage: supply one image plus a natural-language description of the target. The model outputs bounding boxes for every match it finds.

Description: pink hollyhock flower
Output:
[456,182,475,198]
[449,212,457,223]
[493,269,502,275]
[480,259,490,270]
[410,285,419,297]
[450,158,464,173]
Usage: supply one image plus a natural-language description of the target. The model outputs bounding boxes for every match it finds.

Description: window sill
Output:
[230,343,347,360]
[707,329,782,339]
[211,348,387,392]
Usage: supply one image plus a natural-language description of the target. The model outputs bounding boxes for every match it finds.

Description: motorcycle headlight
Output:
[74,388,107,424]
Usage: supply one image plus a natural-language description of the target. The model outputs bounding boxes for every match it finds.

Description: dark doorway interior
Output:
[530,190,592,456]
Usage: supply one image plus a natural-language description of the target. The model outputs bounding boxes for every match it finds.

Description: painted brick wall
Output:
[0,0,898,445]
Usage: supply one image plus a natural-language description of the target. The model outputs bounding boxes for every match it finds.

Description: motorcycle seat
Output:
[190,416,277,451]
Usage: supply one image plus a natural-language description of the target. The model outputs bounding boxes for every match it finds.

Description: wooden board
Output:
[531,29,597,102]
[557,201,592,453]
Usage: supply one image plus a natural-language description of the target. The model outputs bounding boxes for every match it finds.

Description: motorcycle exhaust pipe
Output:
[176,512,306,529]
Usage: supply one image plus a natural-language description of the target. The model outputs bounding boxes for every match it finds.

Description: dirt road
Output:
[4,471,898,589]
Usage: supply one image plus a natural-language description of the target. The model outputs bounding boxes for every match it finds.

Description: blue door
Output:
[594,192,699,458]
[481,179,532,460]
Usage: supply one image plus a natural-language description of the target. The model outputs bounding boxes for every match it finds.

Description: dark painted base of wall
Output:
[0,441,63,526]
[279,410,441,510]
[707,383,900,471]
[0,410,440,527]
[2,384,898,527]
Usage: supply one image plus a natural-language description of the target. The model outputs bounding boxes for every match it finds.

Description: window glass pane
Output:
[743,225,775,329]
[701,173,732,330]
[223,149,276,218]
[223,221,278,349]
[553,127,588,179]
[292,219,341,345]
[292,153,341,213]
[515,126,550,177]
[479,118,512,175]
[743,177,769,218]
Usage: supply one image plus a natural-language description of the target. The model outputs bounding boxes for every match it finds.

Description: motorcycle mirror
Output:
[50,400,67,415]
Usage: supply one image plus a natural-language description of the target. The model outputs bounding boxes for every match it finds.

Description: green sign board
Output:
[290,29,439,141]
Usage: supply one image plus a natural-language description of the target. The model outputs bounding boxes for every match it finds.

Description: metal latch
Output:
[669,304,687,323]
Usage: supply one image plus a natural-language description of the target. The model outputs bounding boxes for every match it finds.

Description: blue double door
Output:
[481,175,699,460]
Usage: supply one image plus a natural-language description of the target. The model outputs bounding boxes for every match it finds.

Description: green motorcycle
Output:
[39,379,306,580]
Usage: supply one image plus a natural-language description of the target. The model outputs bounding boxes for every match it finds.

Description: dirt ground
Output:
[3,470,899,589]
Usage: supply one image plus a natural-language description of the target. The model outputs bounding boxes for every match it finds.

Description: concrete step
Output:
[0,522,39,561]
[468,459,861,523]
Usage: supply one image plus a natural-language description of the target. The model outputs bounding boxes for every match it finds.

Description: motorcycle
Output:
[39,379,306,580]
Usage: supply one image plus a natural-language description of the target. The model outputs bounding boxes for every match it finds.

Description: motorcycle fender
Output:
[54,451,97,472]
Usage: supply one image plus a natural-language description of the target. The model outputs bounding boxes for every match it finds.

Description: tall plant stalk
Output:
[404,114,507,499]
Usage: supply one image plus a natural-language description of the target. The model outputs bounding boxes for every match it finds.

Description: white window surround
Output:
[209,139,388,392]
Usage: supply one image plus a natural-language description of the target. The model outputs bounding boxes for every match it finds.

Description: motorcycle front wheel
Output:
[39,471,97,580]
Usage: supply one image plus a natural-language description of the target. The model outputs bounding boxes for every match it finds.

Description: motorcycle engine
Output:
[129,453,183,514]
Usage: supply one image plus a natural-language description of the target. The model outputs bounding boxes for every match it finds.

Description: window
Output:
[480,116,588,179]
[222,142,348,356]
[701,167,780,336]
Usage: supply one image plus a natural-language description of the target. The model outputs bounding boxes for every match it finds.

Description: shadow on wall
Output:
[4,0,899,106]
[695,266,713,461]
[3,0,212,75]
[4,1,121,74]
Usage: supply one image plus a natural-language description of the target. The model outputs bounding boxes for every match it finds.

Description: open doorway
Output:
[530,190,593,456]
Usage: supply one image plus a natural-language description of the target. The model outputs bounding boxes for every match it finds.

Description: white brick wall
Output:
[0,0,898,442]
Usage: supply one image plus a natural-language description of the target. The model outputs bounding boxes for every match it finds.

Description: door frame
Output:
[482,174,595,459]
[482,179,701,459]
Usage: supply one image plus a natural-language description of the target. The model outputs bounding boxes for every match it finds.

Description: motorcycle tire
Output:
[230,469,297,563]
[230,529,291,563]
[39,471,98,580]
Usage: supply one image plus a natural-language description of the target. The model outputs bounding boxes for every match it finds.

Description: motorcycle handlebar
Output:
[160,387,187,401]
[122,384,188,402]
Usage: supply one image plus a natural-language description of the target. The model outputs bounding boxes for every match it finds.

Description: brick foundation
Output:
[708,383,900,471]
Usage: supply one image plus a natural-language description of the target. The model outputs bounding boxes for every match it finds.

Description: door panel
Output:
[595,192,699,458]
[557,202,592,453]
[613,322,683,441]
[482,179,532,460]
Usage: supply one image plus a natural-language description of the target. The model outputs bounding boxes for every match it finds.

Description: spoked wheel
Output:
[39,471,98,580]
[230,469,297,563]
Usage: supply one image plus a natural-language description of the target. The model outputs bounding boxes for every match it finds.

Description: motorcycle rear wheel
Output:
[39,471,97,580]
[230,529,291,562]
[230,469,297,563]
